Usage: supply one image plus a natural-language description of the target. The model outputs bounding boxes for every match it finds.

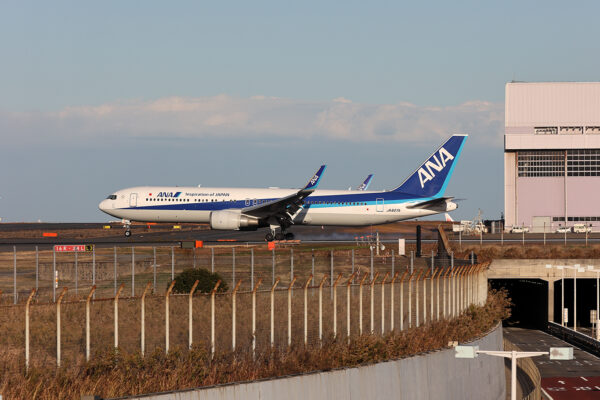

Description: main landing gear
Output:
[265,231,295,241]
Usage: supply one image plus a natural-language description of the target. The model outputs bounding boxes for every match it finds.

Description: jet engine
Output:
[209,210,259,230]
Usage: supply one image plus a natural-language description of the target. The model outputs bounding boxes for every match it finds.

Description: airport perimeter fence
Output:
[0,245,449,304]
[0,262,489,372]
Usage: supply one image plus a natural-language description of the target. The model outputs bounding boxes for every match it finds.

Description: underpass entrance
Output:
[490,279,548,329]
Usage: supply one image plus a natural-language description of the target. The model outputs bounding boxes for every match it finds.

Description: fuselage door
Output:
[376,198,384,212]
[130,193,138,207]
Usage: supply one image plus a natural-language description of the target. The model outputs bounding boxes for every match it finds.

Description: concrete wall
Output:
[115,324,505,400]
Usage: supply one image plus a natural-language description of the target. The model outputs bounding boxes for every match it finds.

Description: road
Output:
[504,327,600,399]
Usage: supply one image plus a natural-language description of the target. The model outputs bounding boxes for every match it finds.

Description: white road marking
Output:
[541,388,554,400]
[581,376,589,381]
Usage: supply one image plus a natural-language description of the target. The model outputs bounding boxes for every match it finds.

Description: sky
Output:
[1,1,599,222]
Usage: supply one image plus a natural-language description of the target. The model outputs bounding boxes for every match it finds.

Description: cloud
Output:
[0,95,504,146]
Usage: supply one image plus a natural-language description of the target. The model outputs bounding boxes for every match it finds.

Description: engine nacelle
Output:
[209,210,259,230]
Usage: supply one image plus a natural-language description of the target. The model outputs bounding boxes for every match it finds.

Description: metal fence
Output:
[0,245,454,303]
[0,262,489,371]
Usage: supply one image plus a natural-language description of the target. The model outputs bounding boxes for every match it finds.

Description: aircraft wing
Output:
[356,174,374,191]
[242,165,326,219]
[406,197,454,210]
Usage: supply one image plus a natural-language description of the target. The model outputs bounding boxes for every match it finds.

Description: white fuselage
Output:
[99,186,455,227]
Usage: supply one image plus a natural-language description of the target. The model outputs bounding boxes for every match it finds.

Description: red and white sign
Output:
[54,245,86,252]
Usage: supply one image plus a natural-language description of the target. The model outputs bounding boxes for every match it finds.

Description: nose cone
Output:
[99,199,110,212]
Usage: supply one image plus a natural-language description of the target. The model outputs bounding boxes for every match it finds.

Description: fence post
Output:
[304,275,313,346]
[423,269,429,325]
[288,276,297,347]
[436,269,441,320]
[333,273,342,338]
[330,250,334,298]
[399,271,407,331]
[13,246,17,304]
[232,248,236,289]
[211,247,215,273]
[163,280,175,353]
[141,282,151,357]
[252,278,262,358]
[270,278,280,348]
[358,274,367,335]
[380,273,388,333]
[53,248,56,302]
[272,248,275,285]
[390,272,399,332]
[35,246,39,291]
[171,246,175,281]
[114,283,124,350]
[75,252,78,296]
[188,280,200,350]
[153,247,157,292]
[347,272,356,340]
[318,275,328,344]
[251,248,254,289]
[408,272,414,328]
[25,288,36,371]
[290,248,294,283]
[391,250,395,277]
[131,247,135,297]
[210,280,221,358]
[370,272,379,333]
[56,287,67,367]
[430,267,435,319]
[85,285,96,362]
[370,246,374,280]
[232,280,242,351]
[312,249,315,278]
[114,246,117,295]
[351,249,355,278]
[416,270,424,327]
[92,246,96,297]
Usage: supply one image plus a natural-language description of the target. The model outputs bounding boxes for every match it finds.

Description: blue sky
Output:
[1,1,599,222]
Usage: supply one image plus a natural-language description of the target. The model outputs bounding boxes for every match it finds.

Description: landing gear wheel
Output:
[275,232,284,241]
[125,230,131,237]
[284,232,294,240]
[265,232,274,242]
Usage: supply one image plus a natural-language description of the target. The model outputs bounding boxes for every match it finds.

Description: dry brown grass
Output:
[0,289,509,399]
[456,244,600,261]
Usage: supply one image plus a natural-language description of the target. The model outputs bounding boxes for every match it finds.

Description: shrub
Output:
[171,268,229,294]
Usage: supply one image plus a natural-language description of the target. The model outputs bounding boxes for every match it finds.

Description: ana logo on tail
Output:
[417,147,454,188]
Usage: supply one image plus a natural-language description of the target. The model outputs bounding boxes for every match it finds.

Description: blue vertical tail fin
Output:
[392,134,467,197]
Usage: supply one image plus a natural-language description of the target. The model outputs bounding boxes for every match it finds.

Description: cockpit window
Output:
[106,195,117,200]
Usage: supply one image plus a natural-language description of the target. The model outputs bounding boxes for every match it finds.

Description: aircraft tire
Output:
[275,232,284,241]
[285,232,294,240]
[265,233,274,242]
[125,230,131,237]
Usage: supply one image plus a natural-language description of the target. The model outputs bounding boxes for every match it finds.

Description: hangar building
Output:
[504,82,600,232]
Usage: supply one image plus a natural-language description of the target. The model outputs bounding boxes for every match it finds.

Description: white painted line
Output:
[581,376,588,381]
[558,380,565,384]
[541,387,554,400]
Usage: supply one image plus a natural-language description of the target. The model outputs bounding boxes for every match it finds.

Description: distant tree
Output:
[171,268,228,294]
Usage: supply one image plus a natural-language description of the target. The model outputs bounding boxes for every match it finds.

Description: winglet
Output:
[302,165,327,191]
[357,174,374,191]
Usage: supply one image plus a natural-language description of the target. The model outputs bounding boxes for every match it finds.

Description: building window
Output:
[534,127,558,135]
[517,151,565,177]
[567,149,600,176]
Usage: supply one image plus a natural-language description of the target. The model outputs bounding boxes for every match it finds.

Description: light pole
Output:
[587,265,600,339]
[546,264,565,326]
[546,264,584,330]
[456,345,573,400]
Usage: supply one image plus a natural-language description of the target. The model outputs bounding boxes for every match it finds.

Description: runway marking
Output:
[582,377,589,381]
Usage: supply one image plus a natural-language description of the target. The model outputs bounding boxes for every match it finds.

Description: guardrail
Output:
[547,321,600,357]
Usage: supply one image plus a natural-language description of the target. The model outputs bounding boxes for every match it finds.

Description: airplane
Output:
[99,134,467,241]
[356,174,374,191]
